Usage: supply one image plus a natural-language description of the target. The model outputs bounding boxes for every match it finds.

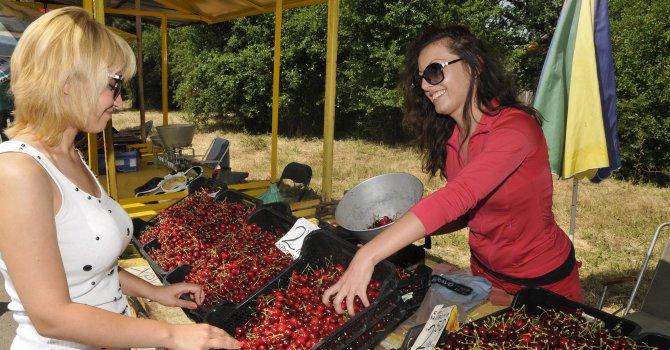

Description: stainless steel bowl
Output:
[156,124,196,148]
[334,172,424,242]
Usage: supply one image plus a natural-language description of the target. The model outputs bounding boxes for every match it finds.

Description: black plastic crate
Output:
[400,287,642,350]
[141,205,296,280]
[386,244,426,269]
[137,207,299,322]
[178,207,299,321]
[397,264,432,317]
[131,176,228,241]
[130,217,150,251]
[635,333,670,350]
[133,188,263,250]
[318,221,427,268]
[512,288,640,336]
[158,188,262,226]
[187,176,227,195]
[204,230,402,350]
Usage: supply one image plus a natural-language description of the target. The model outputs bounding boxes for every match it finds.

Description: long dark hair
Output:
[401,25,543,179]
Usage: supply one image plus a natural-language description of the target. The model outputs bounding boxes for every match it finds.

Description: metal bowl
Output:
[334,172,423,242]
[156,124,196,148]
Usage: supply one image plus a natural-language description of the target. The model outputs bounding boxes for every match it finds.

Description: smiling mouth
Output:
[430,90,446,101]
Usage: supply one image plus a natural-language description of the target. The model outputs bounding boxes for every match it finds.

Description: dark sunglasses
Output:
[414,58,463,87]
[107,74,124,99]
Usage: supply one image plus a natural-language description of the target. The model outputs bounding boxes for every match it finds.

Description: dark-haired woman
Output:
[322,25,583,316]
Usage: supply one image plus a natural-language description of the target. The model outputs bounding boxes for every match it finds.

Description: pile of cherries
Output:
[396,267,411,280]
[236,263,382,350]
[139,190,293,307]
[440,307,647,350]
[369,215,393,229]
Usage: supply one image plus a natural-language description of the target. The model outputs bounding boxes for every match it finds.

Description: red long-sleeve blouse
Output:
[410,107,572,280]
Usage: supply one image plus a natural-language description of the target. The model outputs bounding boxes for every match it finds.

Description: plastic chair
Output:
[190,137,230,171]
[598,222,670,337]
[278,162,312,202]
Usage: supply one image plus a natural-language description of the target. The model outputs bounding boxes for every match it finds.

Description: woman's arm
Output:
[410,113,538,234]
[0,153,238,350]
[322,211,426,316]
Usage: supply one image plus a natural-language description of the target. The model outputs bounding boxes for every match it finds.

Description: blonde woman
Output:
[0,7,239,349]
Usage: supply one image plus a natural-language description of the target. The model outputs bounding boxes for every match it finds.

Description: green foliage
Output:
[139,24,170,109]
[336,0,443,143]
[134,0,669,185]
[610,0,670,185]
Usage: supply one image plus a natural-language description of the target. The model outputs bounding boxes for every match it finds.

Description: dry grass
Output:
[114,110,670,314]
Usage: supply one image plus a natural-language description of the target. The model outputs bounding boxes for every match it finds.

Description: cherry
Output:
[368,215,394,229]
[236,262,382,350]
[438,306,643,350]
[139,190,294,308]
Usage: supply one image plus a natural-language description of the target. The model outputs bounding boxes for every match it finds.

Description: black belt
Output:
[471,244,576,287]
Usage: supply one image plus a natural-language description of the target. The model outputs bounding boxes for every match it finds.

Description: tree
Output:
[609,0,670,185]
[136,0,669,185]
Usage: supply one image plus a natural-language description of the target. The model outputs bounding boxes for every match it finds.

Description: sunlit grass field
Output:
[114,110,670,315]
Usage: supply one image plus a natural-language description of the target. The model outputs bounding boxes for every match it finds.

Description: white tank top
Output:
[0,141,133,349]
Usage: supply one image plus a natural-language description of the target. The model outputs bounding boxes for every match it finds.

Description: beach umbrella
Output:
[534,0,621,241]
[0,0,43,82]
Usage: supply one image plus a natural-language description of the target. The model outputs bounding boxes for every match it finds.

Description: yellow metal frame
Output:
[270,0,283,182]
[75,0,339,205]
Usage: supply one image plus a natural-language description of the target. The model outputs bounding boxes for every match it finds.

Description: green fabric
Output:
[258,183,285,204]
[533,0,579,177]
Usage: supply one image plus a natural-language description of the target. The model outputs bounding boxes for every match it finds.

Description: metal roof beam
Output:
[151,0,202,16]
[207,0,326,24]
[104,7,210,22]
[237,0,264,11]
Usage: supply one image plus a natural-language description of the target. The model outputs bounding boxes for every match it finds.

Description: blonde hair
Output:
[6,7,136,145]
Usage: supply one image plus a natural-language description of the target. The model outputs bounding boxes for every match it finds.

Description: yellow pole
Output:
[84,0,97,179]
[161,15,168,126]
[321,0,339,202]
[270,0,283,182]
[85,0,119,199]
[135,0,147,141]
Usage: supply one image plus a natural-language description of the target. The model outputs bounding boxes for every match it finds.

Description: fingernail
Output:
[191,303,197,309]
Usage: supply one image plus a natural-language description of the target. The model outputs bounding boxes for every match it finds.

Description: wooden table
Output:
[119,248,509,350]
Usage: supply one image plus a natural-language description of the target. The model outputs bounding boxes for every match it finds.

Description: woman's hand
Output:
[321,251,375,316]
[150,282,205,309]
[169,323,240,350]
[321,212,427,316]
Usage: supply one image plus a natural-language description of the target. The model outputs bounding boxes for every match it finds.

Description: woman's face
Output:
[84,75,122,133]
[417,41,472,120]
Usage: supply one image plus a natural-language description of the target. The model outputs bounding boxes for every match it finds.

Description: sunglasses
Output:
[414,58,463,87]
[107,73,124,99]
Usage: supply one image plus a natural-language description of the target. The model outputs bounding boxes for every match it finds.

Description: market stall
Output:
[119,181,662,350]
[120,229,508,350]
[25,0,341,202]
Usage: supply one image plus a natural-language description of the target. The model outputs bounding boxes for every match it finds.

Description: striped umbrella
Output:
[534,0,621,241]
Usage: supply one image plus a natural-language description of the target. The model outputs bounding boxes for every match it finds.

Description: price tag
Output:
[410,304,458,350]
[275,218,320,259]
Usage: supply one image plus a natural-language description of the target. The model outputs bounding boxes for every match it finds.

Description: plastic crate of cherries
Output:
[401,287,645,350]
[204,230,405,350]
[134,189,299,321]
